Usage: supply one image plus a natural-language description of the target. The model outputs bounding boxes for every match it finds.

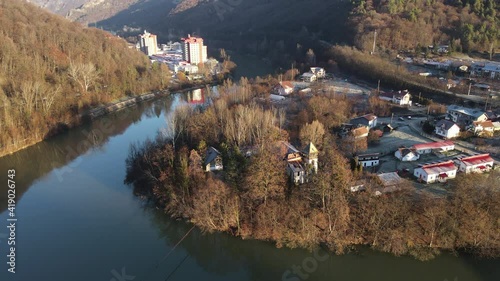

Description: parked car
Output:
[398,117,405,121]
[407,116,412,119]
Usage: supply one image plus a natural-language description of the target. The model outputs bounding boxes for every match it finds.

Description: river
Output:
[0,88,498,281]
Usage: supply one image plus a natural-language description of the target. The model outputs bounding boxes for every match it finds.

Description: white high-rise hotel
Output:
[139,30,158,56]
[182,34,207,65]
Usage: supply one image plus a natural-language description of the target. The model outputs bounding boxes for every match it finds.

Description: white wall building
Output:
[350,114,378,129]
[310,67,326,78]
[356,153,380,167]
[379,90,412,106]
[139,30,158,56]
[411,141,455,154]
[435,120,460,139]
[456,154,494,174]
[414,160,457,183]
[182,34,207,65]
[446,105,487,125]
[395,148,420,161]
[302,72,317,82]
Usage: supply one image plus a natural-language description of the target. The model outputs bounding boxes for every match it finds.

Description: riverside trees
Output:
[125,78,500,260]
[0,0,167,156]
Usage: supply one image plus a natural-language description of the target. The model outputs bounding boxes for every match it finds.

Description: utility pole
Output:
[418,92,421,103]
[391,113,394,124]
[377,79,380,94]
[467,82,472,96]
[371,30,377,55]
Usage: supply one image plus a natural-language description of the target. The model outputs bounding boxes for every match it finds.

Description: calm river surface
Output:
[0,90,498,281]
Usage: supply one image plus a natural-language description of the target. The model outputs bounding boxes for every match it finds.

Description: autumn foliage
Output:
[126,80,499,260]
[0,0,168,156]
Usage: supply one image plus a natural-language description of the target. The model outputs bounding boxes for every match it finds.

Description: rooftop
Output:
[204,147,221,165]
[473,120,494,128]
[447,105,485,118]
[458,154,494,166]
[420,160,457,175]
[377,172,404,187]
[412,141,454,151]
[352,126,369,138]
[380,90,410,99]
[436,119,459,130]
[302,72,316,78]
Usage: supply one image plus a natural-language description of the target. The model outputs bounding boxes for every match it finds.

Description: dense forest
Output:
[351,0,499,54]
[126,79,499,260]
[0,0,168,156]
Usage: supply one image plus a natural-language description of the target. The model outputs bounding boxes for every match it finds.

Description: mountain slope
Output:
[350,0,499,53]
[27,0,88,15]
[0,0,166,156]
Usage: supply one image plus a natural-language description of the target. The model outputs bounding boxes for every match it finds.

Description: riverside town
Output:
[0,1,498,281]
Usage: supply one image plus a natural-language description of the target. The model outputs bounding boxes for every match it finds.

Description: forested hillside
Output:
[0,0,167,156]
[351,0,499,54]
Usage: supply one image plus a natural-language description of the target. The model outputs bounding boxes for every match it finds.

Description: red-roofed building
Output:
[413,160,457,183]
[411,141,455,154]
[181,34,207,64]
[456,154,494,174]
[273,81,295,96]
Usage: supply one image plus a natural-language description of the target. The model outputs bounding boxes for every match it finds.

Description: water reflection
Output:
[0,89,498,281]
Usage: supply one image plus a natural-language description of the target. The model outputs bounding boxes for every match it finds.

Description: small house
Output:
[204,147,223,172]
[350,114,378,129]
[456,154,494,174]
[283,142,319,184]
[351,126,369,139]
[310,67,326,78]
[302,72,317,82]
[472,120,494,136]
[435,120,460,139]
[395,148,420,161]
[273,81,295,96]
[411,141,455,154]
[413,160,457,183]
[446,105,487,125]
[379,90,412,106]
[356,153,380,167]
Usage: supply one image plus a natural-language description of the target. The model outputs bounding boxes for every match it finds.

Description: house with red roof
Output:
[456,154,494,174]
[413,160,457,183]
[411,141,455,154]
[273,81,295,96]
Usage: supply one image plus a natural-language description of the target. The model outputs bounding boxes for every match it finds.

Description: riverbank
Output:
[2,87,498,281]
[124,82,499,261]
[0,81,218,158]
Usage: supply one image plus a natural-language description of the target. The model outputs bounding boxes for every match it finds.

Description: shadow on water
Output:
[0,88,497,281]
[0,98,173,212]
[144,206,500,281]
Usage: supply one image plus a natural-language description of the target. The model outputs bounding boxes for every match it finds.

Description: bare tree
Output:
[299,120,325,147]
[163,105,190,149]
[68,61,100,93]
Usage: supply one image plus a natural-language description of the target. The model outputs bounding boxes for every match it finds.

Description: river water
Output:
[0,89,498,281]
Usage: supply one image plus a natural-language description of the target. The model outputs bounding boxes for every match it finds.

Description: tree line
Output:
[126,79,499,260]
[350,0,498,54]
[0,0,168,156]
